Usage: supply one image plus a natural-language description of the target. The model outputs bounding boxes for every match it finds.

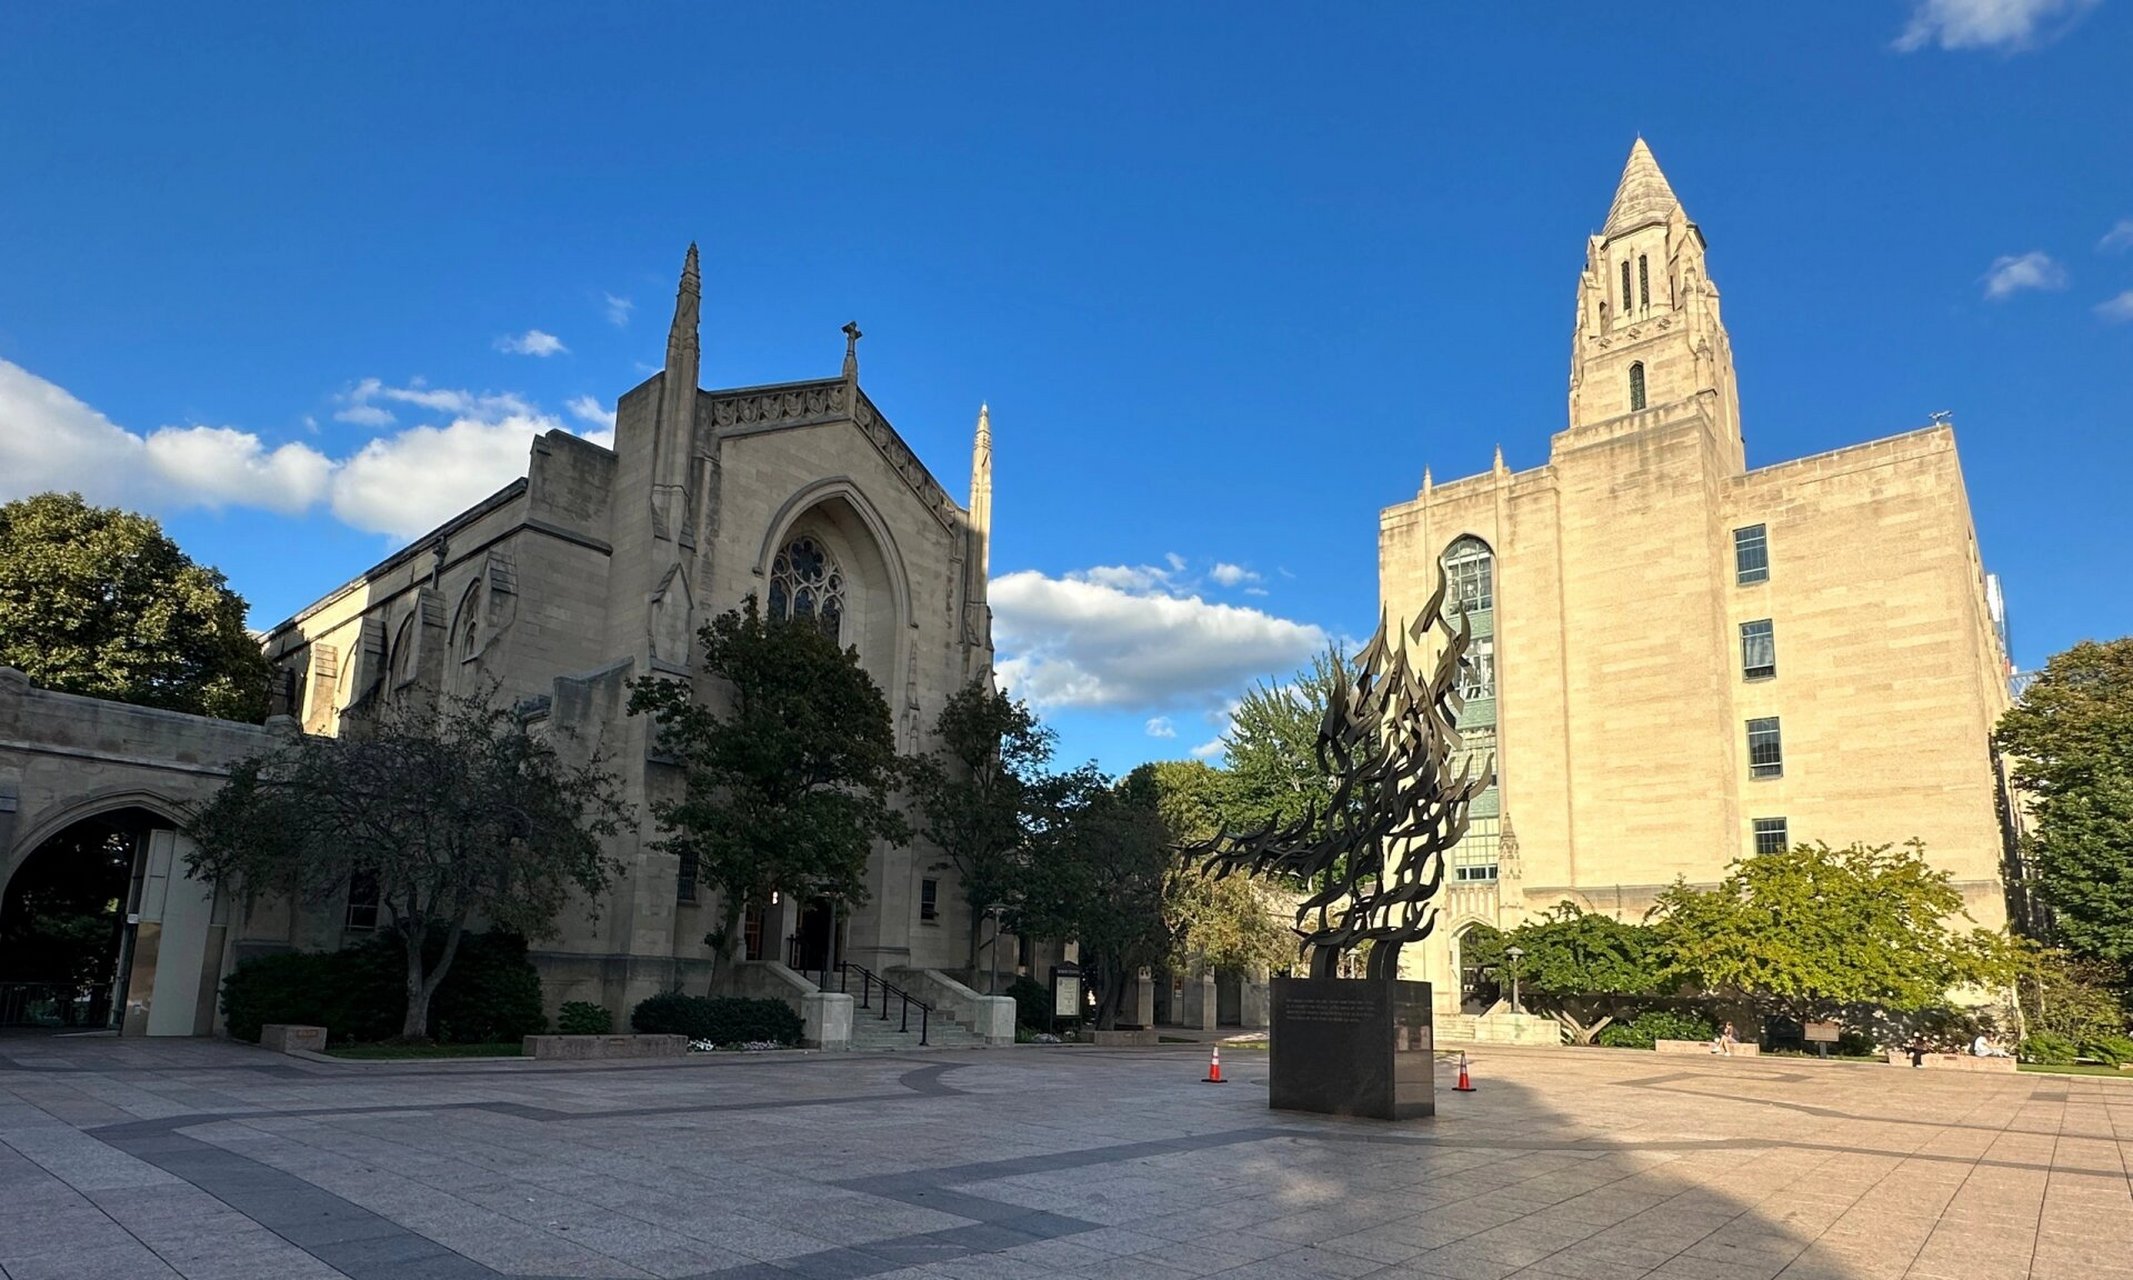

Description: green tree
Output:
[904,679,1054,968]
[1148,760,1297,974]
[628,600,908,977]
[185,694,625,1040]
[1650,840,2006,1023]
[2013,942,2129,1044]
[1493,903,1666,1042]
[1216,647,1350,834]
[1995,638,2133,973]
[0,492,271,720]
[1013,764,1181,1028]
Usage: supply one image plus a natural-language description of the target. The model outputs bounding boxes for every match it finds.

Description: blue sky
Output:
[3,2,2129,773]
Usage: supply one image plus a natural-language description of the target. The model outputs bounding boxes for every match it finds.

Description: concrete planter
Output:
[1089,1028,1159,1047]
[259,1024,327,1054]
[1655,1038,1760,1056]
[523,1034,686,1060]
[1884,1050,2016,1072]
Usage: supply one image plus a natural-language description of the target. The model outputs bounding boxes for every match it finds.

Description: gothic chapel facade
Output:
[250,247,999,1021]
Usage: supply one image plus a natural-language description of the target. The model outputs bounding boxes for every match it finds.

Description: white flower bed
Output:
[688,1038,792,1053]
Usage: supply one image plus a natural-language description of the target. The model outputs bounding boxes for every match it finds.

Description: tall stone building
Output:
[1379,141,2018,1015]
[250,247,1000,1029]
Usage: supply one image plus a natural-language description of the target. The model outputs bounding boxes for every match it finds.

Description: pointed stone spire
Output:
[964,402,995,679]
[652,243,701,544]
[667,243,701,372]
[1602,138,1683,239]
[1493,444,1507,475]
[1422,466,1433,496]
[969,403,993,582]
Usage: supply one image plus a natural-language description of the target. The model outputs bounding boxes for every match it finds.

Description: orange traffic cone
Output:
[1453,1051,1475,1092]
[1203,1044,1226,1083]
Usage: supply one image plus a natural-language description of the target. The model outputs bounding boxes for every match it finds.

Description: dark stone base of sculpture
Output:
[1268,977,1435,1120]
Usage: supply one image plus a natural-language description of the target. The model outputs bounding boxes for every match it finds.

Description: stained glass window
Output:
[768,535,845,642]
[1638,254,1649,309]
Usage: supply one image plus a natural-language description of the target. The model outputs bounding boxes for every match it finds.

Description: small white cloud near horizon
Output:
[495,329,568,357]
[1145,717,1178,739]
[1189,739,1225,761]
[1983,251,2067,299]
[2095,291,2133,323]
[1209,562,1261,588]
[1895,0,2098,51]
[603,293,634,326]
[2101,220,2133,253]
[566,395,617,432]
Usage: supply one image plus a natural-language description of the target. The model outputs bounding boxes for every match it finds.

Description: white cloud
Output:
[1164,551,1187,572]
[2102,220,2133,253]
[0,359,607,540]
[566,395,616,430]
[1982,251,2067,299]
[1210,562,1260,588]
[1076,563,1175,592]
[334,403,395,428]
[142,426,332,514]
[1189,739,1226,761]
[1895,0,2097,51]
[2095,291,2133,323]
[991,567,1328,713]
[495,329,568,357]
[1145,717,1177,739]
[604,293,634,326]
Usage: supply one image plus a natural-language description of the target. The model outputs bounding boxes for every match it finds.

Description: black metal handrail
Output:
[830,962,931,1046]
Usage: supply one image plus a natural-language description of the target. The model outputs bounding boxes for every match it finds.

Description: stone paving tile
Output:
[0,1039,2129,1279]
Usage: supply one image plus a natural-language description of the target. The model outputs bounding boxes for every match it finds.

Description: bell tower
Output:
[1567,139,1743,471]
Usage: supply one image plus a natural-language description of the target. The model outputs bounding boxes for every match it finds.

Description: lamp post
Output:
[1505,945,1525,1013]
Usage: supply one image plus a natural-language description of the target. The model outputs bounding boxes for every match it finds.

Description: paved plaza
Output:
[0,1037,2127,1280]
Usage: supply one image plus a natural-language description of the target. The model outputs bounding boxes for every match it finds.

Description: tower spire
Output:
[1602,138,1683,239]
[964,402,995,679]
[652,243,701,543]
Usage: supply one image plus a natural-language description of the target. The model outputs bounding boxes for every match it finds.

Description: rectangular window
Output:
[1621,260,1632,311]
[1740,619,1776,680]
[920,878,939,922]
[676,851,698,903]
[1753,818,1789,855]
[1747,717,1783,779]
[1638,255,1649,309]
[742,906,765,961]
[345,872,380,931]
[1459,636,1495,700]
[1734,525,1770,585]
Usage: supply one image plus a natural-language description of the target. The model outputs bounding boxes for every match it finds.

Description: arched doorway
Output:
[0,804,227,1036]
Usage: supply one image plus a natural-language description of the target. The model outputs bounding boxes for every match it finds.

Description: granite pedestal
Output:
[1268,976,1434,1120]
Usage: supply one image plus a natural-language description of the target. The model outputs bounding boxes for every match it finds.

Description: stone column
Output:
[1240,966,1270,1030]
[1134,967,1155,1028]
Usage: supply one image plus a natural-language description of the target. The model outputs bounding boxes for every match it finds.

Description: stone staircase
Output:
[846,1005,987,1051]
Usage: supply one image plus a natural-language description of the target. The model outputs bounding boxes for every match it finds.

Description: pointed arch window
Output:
[1628,361,1647,411]
[1620,261,1633,314]
[455,580,483,661]
[768,534,846,643]
[1638,255,1649,309]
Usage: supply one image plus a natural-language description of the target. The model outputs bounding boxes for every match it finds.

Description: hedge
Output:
[221,930,546,1044]
[630,992,804,1045]
[1596,1009,1718,1050]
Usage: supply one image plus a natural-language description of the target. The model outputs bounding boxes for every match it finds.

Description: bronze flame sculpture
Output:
[1185,570,1493,980]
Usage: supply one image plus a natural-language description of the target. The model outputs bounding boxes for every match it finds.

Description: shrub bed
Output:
[1596,1009,1718,1050]
[557,1001,614,1035]
[221,931,547,1044]
[631,992,804,1046]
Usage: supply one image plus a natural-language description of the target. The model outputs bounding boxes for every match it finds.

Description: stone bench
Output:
[259,1024,327,1054]
[1655,1039,1760,1056]
[1885,1050,2017,1072]
[523,1034,687,1061]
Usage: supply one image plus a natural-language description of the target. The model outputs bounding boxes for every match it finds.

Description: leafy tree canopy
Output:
[628,600,908,973]
[1995,638,2133,970]
[904,679,1053,967]
[1500,902,1666,999]
[1650,840,2007,1019]
[0,492,270,720]
[1215,647,1351,835]
[1147,760,1297,975]
[1012,764,1179,1028]
[186,693,625,1040]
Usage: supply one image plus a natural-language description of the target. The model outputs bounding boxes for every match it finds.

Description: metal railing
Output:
[0,982,97,1029]
[829,962,930,1046]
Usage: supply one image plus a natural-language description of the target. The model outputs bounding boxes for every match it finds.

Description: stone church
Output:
[1381,141,2019,1025]
[245,248,1001,1034]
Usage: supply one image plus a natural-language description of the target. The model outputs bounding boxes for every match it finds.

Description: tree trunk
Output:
[400,918,467,1041]
[709,895,743,993]
[966,911,982,973]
